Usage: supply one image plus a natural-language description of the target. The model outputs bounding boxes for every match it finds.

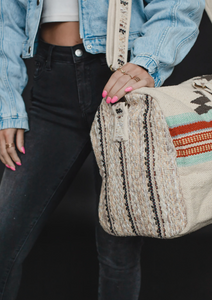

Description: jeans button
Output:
[75,49,83,57]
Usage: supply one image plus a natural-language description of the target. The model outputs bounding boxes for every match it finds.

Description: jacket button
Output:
[28,46,32,54]
[37,0,40,5]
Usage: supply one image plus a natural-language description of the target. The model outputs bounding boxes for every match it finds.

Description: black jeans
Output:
[0,41,143,300]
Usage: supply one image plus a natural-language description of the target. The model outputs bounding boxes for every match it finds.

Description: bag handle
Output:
[205,0,212,23]
[106,0,132,70]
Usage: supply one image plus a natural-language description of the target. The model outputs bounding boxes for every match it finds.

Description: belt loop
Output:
[46,45,55,71]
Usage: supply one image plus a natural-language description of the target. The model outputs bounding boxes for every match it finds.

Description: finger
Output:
[108,74,133,100]
[111,70,155,104]
[103,64,143,102]
[0,155,11,170]
[16,129,25,154]
[0,128,19,170]
[0,154,6,166]
[106,74,132,103]
[0,142,16,170]
[6,144,21,167]
[0,134,13,168]
[104,70,123,95]
[103,70,124,102]
[110,79,149,104]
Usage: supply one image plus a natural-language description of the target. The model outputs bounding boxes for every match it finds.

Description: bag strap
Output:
[205,0,212,23]
[106,0,132,70]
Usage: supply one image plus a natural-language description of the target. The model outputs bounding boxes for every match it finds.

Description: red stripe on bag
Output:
[173,131,212,147]
[176,143,212,157]
[169,121,212,137]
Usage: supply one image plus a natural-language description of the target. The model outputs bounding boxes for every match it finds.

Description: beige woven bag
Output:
[90,0,212,239]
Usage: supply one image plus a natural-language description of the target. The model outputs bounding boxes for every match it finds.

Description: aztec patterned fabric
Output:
[106,0,131,70]
[90,75,212,238]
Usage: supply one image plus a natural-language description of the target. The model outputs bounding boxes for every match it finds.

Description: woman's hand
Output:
[102,63,155,103]
[0,128,25,171]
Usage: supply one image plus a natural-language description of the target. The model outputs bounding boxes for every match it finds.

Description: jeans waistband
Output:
[36,39,107,65]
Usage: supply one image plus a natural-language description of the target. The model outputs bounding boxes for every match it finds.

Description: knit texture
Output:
[90,75,212,238]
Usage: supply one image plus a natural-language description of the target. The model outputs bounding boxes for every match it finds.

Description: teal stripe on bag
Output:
[166,110,212,128]
[177,151,212,167]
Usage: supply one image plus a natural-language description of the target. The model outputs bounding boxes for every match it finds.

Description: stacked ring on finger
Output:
[133,76,141,82]
[119,68,133,79]
[5,143,15,149]
[119,68,127,74]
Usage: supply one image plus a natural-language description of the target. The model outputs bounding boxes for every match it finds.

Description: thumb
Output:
[16,129,25,154]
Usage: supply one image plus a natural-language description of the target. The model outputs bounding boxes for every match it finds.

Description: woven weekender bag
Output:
[90,0,212,239]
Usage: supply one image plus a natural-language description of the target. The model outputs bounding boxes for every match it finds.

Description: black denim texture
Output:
[0,41,143,300]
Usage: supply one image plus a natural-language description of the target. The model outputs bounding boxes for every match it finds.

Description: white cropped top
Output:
[41,0,79,24]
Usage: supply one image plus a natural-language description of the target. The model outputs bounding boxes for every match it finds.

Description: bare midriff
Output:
[41,22,83,46]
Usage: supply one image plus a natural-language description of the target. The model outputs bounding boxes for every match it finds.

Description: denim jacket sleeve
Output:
[0,1,29,131]
[130,0,205,87]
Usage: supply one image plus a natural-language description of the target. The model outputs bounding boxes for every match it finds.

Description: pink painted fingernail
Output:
[106,97,112,104]
[16,162,22,166]
[102,90,108,98]
[21,147,25,154]
[111,96,118,103]
[10,167,16,171]
[6,165,10,169]
[125,86,133,92]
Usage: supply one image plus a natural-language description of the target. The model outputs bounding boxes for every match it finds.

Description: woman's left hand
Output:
[102,63,155,104]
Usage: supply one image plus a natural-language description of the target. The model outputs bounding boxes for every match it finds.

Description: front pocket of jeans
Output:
[33,59,45,81]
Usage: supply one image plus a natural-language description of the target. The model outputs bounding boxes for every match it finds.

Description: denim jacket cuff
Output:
[129,54,163,87]
[0,117,29,131]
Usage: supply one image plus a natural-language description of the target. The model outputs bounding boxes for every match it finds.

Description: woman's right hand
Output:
[0,128,25,171]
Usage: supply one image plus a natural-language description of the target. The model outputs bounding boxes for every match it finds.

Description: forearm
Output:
[0,0,29,130]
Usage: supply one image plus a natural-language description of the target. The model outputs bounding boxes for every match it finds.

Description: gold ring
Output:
[119,68,133,79]
[5,143,15,149]
[133,76,141,82]
[119,68,127,74]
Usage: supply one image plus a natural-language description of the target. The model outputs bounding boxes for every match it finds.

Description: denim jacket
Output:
[0,0,205,130]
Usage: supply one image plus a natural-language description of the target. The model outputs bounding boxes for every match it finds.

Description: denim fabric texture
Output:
[0,41,143,300]
[0,0,205,130]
